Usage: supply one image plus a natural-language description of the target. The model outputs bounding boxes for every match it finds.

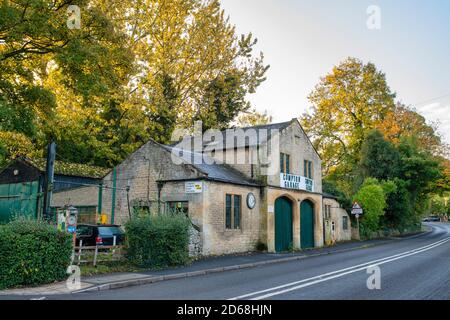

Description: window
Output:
[167,201,189,215]
[304,160,313,179]
[225,194,242,229]
[285,154,290,174]
[324,205,331,219]
[342,216,349,230]
[76,226,93,237]
[280,153,290,174]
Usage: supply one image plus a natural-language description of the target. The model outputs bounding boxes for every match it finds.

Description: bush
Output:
[125,214,191,268]
[353,178,387,239]
[0,219,73,289]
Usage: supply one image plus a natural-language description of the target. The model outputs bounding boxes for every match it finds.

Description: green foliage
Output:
[0,0,268,168]
[428,196,448,216]
[381,178,414,229]
[322,179,352,211]
[0,219,72,289]
[358,130,400,184]
[302,57,396,187]
[353,178,387,238]
[125,214,191,268]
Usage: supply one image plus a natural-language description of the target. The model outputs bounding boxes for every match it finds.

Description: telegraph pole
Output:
[43,141,56,221]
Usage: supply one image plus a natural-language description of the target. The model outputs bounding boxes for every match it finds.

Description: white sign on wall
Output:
[280,173,314,192]
[268,205,274,213]
[185,181,203,193]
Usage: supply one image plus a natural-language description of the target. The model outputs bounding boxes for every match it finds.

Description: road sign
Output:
[351,202,363,215]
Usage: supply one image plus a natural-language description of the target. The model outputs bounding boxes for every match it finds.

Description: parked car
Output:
[422,216,441,222]
[76,224,125,246]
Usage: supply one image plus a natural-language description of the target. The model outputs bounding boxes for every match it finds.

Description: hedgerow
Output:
[0,219,72,289]
[125,214,190,268]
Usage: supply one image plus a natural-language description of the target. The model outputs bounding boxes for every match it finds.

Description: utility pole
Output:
[43,141,56,221]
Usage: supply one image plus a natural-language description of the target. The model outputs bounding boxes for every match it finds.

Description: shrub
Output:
[353,178,387,239]
[125,214,191,268]
[0,219,73,289]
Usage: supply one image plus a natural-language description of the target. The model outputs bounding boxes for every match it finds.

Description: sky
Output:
[221,0,450,144]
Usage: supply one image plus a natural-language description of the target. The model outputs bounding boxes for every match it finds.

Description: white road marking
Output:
[229,236,450,300]
[30,296,46,300]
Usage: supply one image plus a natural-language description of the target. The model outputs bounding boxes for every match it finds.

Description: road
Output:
[6,223,450,300]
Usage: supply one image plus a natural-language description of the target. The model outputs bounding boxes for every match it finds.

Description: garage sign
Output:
[185,181,203,193]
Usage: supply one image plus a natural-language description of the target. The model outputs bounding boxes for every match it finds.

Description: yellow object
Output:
[98,214,108,224]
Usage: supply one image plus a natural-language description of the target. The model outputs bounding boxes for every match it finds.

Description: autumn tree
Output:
[377,103,443,155]
[0,0,268,167]
[237,109,273,127]
[301,57,396,191]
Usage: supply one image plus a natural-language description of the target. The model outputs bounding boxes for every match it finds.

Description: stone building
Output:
[52,119,350,255]
[323,195,352,245]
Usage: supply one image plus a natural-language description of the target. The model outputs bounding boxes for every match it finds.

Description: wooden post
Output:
[42,141,56,221]
[78,240,83,265]
[112,236,117,259]
[93,245,98,267]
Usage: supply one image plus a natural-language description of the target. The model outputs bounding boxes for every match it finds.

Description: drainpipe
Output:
[97,182,103,215]
[157,181,164,214]
[111,168,117,224]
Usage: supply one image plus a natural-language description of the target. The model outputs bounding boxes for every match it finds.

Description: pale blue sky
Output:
[221,0,450,143]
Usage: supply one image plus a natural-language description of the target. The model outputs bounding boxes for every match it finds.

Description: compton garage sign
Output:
[280,173,314,192]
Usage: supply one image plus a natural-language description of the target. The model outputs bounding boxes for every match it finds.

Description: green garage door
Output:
[275,197,293,252]
[0,181,40,223]
[300,200,315,249]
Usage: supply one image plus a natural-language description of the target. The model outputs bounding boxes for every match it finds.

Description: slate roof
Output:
[161,145,260,187]
[322,192,338,200]
[171,120,293,149]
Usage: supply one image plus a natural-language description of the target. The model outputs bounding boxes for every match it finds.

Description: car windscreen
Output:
[98,227,123,236]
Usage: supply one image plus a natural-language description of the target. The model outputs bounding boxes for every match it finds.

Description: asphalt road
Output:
[7,223,450,300]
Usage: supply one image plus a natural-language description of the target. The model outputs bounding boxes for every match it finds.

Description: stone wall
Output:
[201,181,263,255]
[188,225,202,257]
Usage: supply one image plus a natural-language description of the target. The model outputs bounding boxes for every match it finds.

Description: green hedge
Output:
[125,214,191,268]
[0,219,73,289]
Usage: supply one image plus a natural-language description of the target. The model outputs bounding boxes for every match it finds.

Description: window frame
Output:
[225,194,242,230]
[342,216,349,230]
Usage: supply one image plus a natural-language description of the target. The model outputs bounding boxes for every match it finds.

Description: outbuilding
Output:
[0,158,108,223]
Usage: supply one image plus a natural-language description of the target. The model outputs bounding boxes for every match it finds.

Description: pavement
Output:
[0,227,433,299]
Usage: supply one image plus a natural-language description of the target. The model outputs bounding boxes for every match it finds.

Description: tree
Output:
[377,103,443,155]
[357,129,400,187]
[0,0,268,167]
[194,71,249,131]
[353,178,387,238]
[301,57,396,189]
[237,109,273,127]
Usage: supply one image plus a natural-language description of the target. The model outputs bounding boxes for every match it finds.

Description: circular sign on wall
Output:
[247,193,256,209]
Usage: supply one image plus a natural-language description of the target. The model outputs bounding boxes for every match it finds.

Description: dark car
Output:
[422,216,441,222]
[76,224,125,246]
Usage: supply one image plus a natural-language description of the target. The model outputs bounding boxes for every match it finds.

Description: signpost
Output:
[351,202,364,238]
